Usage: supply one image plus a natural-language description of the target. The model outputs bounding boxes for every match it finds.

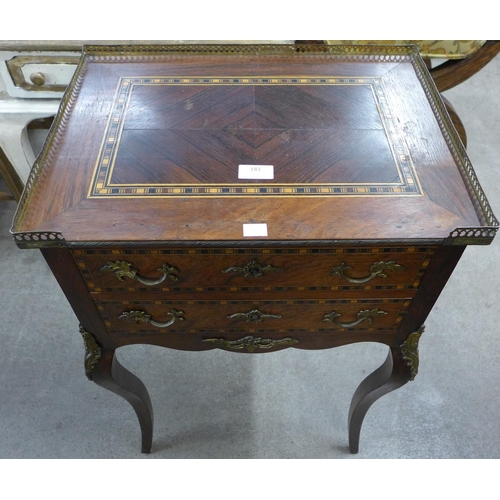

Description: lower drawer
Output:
[96,298,411,334]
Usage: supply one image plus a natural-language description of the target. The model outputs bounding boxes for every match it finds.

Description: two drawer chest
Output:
[11,44,497,453]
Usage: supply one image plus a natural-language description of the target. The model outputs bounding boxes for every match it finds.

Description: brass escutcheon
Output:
[222,260,283,278]
[227,309,281,323]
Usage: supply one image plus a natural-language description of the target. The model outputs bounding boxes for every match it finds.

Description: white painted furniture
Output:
[0,42,81,186]
[0,41,293,192]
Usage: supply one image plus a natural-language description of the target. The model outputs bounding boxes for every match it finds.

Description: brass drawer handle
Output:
[119,309,185,328]
[222,260,283,278]
[330,260,403,284]
[227,309,281,323]
[323,308,388,328]
[203,335,299,353]
[101,260,179,285]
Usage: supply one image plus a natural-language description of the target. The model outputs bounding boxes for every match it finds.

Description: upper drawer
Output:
[73,246,436,293]
[4,55,80,97]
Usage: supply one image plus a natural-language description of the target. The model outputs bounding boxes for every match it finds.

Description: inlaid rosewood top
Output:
[11,44,498,246]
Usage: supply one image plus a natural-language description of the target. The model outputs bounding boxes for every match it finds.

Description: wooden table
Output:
[11,44,498,454]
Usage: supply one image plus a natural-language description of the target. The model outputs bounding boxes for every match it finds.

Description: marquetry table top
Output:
[11,44,497,247]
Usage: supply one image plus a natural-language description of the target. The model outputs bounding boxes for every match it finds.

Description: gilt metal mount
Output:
[400,326,424,381]
[203,335,299,353]
[79,326,102,381]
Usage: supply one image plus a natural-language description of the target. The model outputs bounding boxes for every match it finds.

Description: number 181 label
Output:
[238,165,274,180]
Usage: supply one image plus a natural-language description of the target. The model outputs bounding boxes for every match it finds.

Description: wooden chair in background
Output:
[296,40,500,147]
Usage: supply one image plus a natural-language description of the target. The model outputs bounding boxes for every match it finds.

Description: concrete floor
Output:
[1,52,500,459]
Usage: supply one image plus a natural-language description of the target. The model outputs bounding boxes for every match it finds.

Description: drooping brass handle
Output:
[227,309,282,323]
[101,260,179,285]
[203,335,299,353]
[323,308,388,328]
[119,309,184,328]
[330,260,403,284]
[222,260,283,278]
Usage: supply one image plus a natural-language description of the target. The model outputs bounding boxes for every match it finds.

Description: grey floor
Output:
[1,53,500,459]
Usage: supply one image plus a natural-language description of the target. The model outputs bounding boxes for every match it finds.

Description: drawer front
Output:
[5,55,80,96]
[96,298,411,334]
[74,247,435,293]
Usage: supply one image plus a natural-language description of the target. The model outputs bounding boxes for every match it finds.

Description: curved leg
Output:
[80,327,154,453]
[348,328,423,453]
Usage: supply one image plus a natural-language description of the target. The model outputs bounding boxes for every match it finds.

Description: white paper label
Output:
[243,223,268,237]
[238,164,274,180]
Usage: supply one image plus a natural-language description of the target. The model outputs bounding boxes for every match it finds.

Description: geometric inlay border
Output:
[88,76,424,198]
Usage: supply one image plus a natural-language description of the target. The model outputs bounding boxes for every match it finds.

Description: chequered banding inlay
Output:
[88,76,423,198]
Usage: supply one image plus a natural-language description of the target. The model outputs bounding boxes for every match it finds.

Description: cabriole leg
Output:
[348,327,423,453]
[80,326,154,453]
